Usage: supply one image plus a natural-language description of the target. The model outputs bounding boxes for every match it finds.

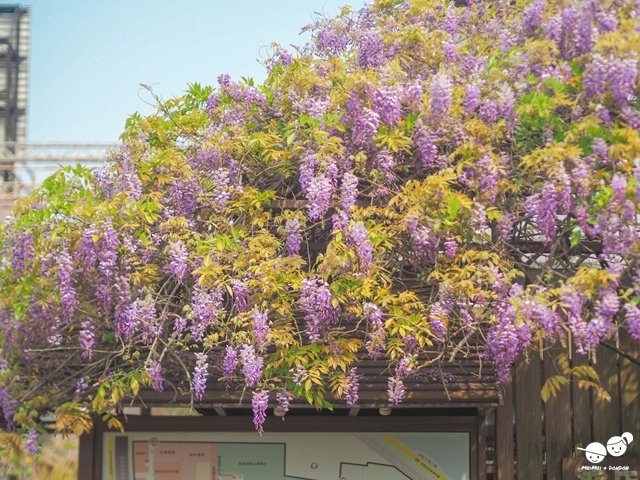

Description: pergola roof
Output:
[137,359,500,413]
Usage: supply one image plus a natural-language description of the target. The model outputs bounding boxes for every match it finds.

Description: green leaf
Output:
[101,331,116,344]
[570,228,583,247]
[577,380,611,402]
[569,59,584,78]
[405,113,418,132]
[593,187,612,208]
[322,400,334,411]
[298,114,318,128]
[92,387,105,410]
[107,416,124,432]
[541,375,569,402]
[570,365,599,382]
[130,377,140,396]
[446,196,461,220]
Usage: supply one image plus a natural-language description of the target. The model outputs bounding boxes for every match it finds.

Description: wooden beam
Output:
[117,414,480,433]
[138,388,501,405]
[213,405,227,416]
[122,406,142,416]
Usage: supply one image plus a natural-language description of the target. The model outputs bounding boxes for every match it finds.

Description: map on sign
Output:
[340,462,412,480]
[116,439,285,480]
[131,440,218,480]
[103,431,469,480]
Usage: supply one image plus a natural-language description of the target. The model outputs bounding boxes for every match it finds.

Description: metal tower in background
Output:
[0,142,118,216]
[0,5,28,146]
[0,4,28,215]
[0,7,116,217]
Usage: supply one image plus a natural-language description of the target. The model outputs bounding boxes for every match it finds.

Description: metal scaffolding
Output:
[0,5,28,144]
[0,7,118,217]
[0,142,117,216]
[0,4,28,216]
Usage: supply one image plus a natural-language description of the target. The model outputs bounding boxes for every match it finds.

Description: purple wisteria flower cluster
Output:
[192,352,209,402]
[240,344,263,388]
[300,278,340,341]
[344,368,359,406]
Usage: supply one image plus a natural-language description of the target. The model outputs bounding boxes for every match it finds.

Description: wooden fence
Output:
[484,333,640,479]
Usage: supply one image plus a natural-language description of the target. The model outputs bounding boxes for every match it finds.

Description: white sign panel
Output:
[103,431,470,480]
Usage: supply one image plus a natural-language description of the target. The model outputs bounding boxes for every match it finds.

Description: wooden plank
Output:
[592,345,621,442]
[619,331,640,457]
[137,388,502,406]
[77,428,96,480]
[496,380,514,480]
[478,413,487,479]
[515,357,543,479]
[543,347,573,480]
[93,419,105,480]
[571,352,591,451]
[118,413,480,432]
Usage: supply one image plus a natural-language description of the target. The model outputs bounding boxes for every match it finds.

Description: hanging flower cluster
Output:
[1,0,640,441]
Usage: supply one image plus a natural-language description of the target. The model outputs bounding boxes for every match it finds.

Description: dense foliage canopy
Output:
[2,0,640,449]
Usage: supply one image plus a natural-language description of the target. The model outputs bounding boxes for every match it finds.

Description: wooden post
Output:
[592,345,621,442]
[515,357,543,479]
[544,347,573,480]
[571,352,591,452]
[496,381,514,480]
[619,331,640,458]
[78,427,98,479]
[478,410,488,479]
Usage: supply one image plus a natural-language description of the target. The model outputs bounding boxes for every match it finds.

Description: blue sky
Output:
[27,1,366,143]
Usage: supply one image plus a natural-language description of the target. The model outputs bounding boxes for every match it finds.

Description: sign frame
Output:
[79,413,483,480]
